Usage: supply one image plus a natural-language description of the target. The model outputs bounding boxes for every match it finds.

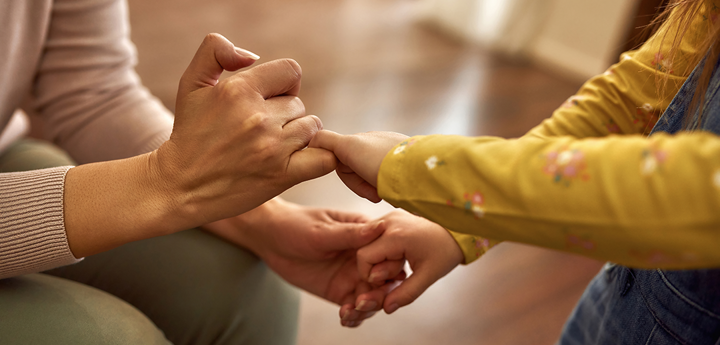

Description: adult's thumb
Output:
[177,33,259,100]
[323,220,387,252]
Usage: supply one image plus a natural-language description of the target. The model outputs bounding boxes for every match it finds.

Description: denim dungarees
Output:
[557,59,720,345]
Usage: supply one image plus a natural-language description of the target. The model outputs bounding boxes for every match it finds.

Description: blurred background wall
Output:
[416,0,638,79]
[113,0,662,344]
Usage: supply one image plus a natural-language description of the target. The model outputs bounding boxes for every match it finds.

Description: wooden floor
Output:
[126,0,606,344]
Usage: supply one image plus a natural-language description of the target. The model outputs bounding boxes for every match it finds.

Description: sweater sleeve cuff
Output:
[0,166,82,279]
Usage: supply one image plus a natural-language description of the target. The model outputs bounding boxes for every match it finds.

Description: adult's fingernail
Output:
[368,271,387,283]
[355,300,377,311]
[386,303,400,314]
[234,47,260,60]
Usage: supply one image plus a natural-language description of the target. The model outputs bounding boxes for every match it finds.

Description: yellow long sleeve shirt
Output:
[378,1,720,269]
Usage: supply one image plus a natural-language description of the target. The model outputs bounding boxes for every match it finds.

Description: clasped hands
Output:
[167,34,463,328]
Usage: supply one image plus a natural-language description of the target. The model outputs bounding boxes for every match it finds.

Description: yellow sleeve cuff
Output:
[448,230,498,264]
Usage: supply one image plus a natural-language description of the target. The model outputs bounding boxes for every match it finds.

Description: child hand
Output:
[348,210,464,320]
[308,130,408,203]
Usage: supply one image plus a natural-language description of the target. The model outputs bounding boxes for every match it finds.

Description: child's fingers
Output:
[382,268,436,314]
[368,260,406,284]
[336,163,381,203]
[356,237,405,281]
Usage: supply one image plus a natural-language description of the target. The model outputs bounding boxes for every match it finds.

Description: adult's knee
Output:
[142,230,301,345]
[46,229,300,345]
[0,274,169,345]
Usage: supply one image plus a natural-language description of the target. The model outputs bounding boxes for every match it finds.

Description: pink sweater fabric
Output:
[0,0,174,279]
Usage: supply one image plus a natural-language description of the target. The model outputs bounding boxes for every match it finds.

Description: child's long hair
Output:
[654,0,720,127]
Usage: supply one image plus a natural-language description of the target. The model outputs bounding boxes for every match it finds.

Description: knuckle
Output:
[290,96,305,113]
[386,210,409,223]
[388,210,405,217]
[295,116,320,138]
[307,224,327,247]
[203,33,223,46]
[357,247,370,261]
[218,78,255,98]
[213,80,241,102]
[248,112,272,130]
[281,58,302,80]
[254,136,281,157]
[310,115,324,130]
[386,225,408,242]
[240,100,274,129]
[203,33,218,42]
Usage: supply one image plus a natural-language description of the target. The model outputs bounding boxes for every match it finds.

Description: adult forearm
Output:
[63,151,188,257]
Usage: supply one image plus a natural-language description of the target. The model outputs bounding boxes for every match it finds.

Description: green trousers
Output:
[0,139,300,345]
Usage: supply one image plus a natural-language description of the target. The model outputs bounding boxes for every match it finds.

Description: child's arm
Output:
[342,209,464,324]
[311,125,720,270]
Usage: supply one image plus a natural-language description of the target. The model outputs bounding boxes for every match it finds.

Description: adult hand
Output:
[202,198,400,327]
[308,130,408,203]
[154,33,337,228]
[62,34,336,257]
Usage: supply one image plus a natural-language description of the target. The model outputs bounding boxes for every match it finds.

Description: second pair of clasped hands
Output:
[62,33,463,328]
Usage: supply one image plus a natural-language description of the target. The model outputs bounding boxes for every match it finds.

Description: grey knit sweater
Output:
[0,0,173,278]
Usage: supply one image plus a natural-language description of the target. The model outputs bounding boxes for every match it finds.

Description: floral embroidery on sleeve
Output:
[463,192,485,218]
[652,53,674,74]
[447,191,485,219]
[561,95,585,108]
[472,237,492,257]
[424,156,445,170]
[605,119,621,133]
[634,103,661,133]
[563,229,596,252]
[640,144,668,176]
[542,147,590,185]
[393,139,417,155]
[565,234,596,251]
